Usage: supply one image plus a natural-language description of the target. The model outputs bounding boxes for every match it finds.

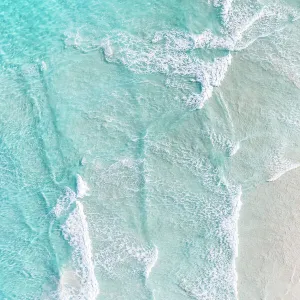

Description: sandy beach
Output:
[237,167,300,299]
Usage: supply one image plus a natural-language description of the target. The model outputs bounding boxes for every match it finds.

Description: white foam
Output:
[54,188,76,218]
[66,201,99,299]
[63,1,298,111]
[267,163,300,182]
[63,28,101,52]
[41,61,47,71]
[100,31,232,109]
[76,174,90,198]
[102,39,114,58]
[232,187,242,299]
[192,30,213,48]
[212,0,233,24]
[195,54,232,108]
[230,142,240,156]
[203,1,299,53]
[54,189,99,300]
[145,246,158,279]
[217,184,242,299]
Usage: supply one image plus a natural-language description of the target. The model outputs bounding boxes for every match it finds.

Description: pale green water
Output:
[0,0,300,299]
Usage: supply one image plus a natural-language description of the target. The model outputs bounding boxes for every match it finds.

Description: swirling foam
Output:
[54,185,99,300]
[100,31,232,109]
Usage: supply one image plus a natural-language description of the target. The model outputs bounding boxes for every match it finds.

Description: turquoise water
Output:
[0,0,300,299]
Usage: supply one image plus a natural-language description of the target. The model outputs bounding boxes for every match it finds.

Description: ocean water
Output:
[0,0,300,299]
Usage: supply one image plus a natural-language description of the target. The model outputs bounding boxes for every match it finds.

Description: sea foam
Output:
[267,163,300,182]
[54,180,99,300]
[76,174,90,199]
[61,201,99,300]
[145,245,158,279]
[99,31,232,109]
[232,187,242,299]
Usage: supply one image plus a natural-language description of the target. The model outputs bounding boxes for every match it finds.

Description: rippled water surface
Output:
[0,0,300,299]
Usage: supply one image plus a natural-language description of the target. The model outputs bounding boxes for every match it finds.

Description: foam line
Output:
[233,187,242,299]
[76,174,90,198]
[267,163,300,182]
[55,186,99,299]
[145,246,158,279]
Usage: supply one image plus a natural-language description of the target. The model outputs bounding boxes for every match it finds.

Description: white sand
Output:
[237,167,300,300]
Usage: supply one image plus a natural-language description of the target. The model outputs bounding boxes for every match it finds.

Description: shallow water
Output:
[0,0,300,299]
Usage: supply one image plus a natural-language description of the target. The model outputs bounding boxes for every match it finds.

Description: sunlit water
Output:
[0,0,300,299]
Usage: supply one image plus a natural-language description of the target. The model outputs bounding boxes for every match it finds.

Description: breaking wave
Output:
[54,177,99,300]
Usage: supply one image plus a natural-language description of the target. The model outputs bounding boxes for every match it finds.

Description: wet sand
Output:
[237,167,300,300]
